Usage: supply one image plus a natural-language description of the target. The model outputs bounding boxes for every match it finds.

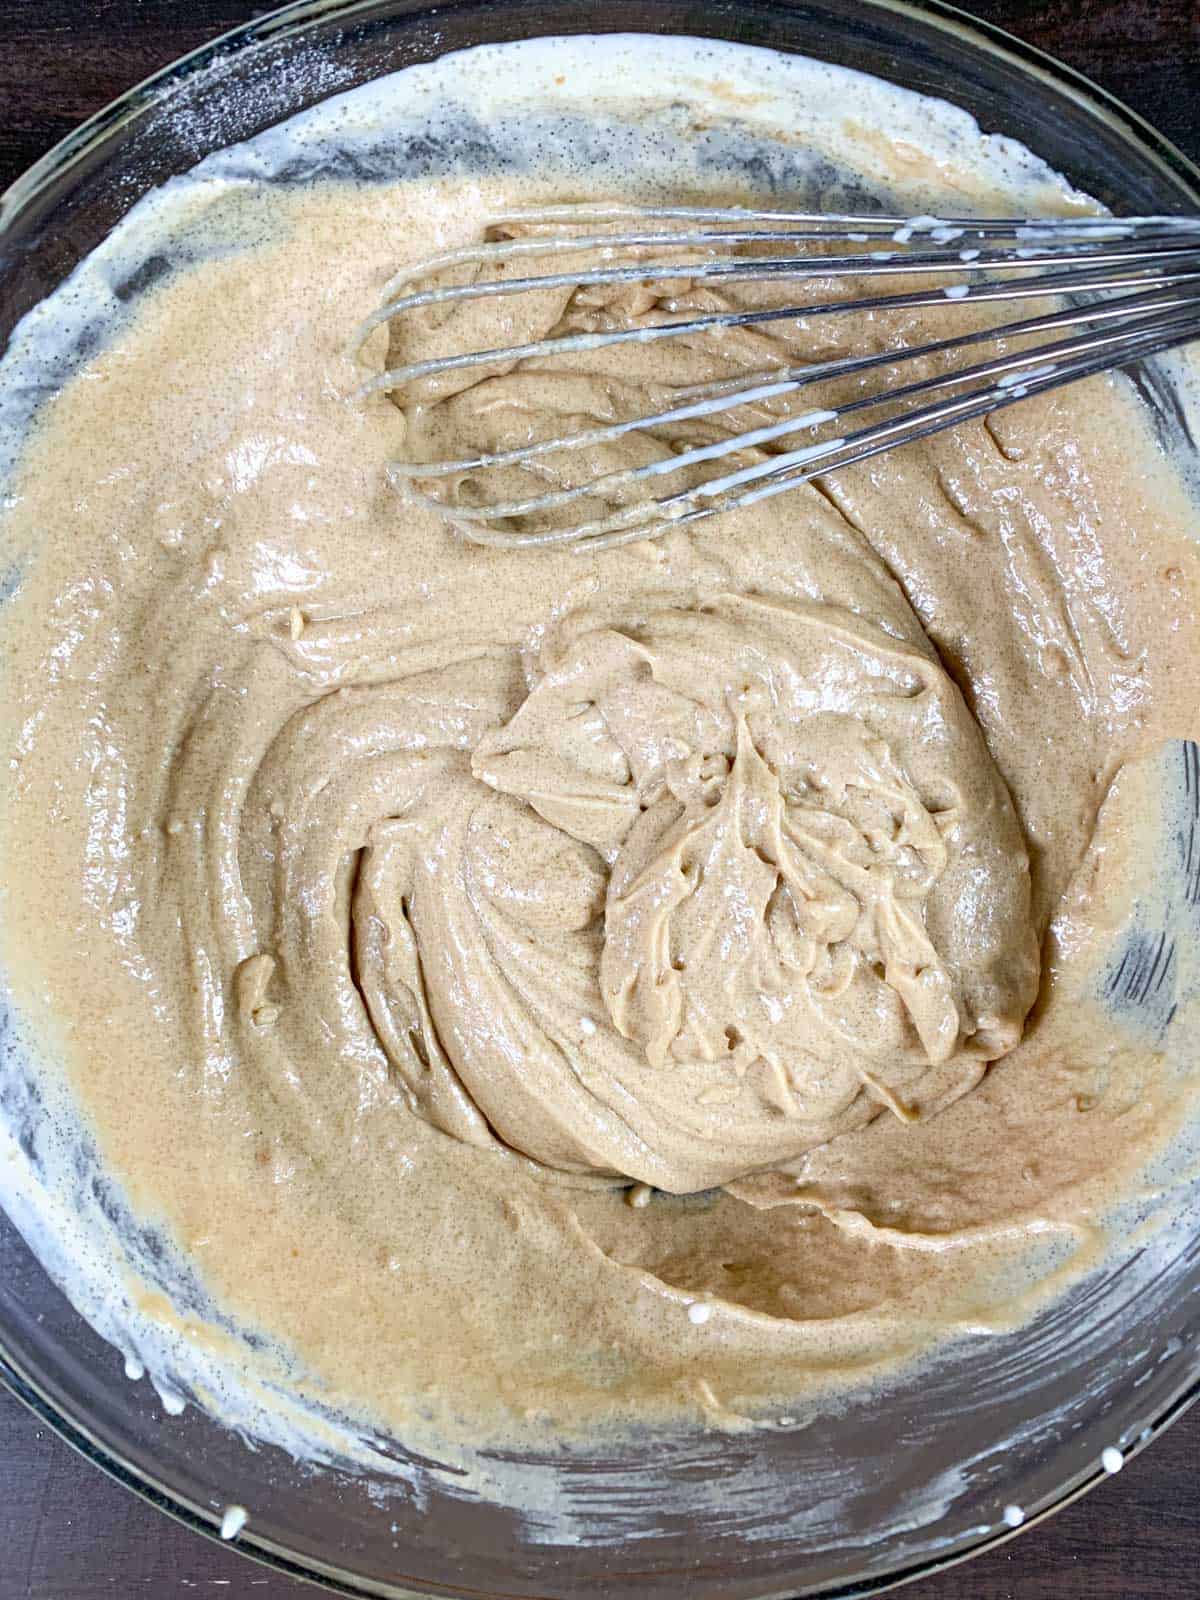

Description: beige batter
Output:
[2,152,1199,1443]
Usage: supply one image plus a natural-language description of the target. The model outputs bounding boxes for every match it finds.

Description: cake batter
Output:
[1,36,1198,1448]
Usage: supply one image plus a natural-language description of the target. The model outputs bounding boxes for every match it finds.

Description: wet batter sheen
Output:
[1,40,1199,1446]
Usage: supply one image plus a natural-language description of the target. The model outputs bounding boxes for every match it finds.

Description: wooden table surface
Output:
[0,1,1197,1596]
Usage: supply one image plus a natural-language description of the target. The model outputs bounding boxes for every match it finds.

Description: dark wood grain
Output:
[0,2,1197,1597]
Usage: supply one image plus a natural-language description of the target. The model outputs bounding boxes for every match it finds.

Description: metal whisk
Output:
[352,207,1200,553]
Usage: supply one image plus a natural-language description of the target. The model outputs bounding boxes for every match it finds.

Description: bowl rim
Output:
[2,2,1199,1597]
[3,0,1200,222]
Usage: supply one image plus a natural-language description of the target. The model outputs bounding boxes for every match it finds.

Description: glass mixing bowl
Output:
[2,2,1199,1596]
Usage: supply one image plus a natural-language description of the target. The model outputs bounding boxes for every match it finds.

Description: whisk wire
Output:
[419,313,1199,554]
[386,282,1200,482]
[358,258,1200,398]
[355,205,1200,552]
